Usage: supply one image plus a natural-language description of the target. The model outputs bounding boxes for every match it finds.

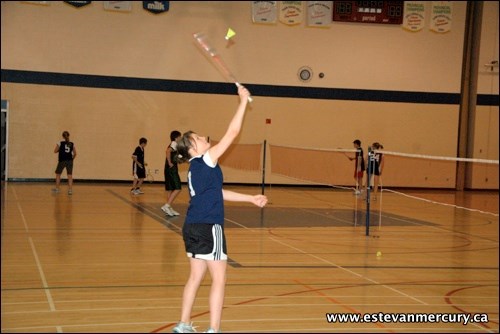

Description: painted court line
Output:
[269,236,428,305]
[12,187,56,312]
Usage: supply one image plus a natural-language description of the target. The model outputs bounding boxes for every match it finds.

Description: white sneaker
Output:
[161,204,176,216]
[170,207,180,216]
[172,322,196,333]
[135,189,144,195]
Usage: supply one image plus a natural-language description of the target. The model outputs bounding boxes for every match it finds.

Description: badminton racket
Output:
[337,148,351,160]
[193,32,253,102]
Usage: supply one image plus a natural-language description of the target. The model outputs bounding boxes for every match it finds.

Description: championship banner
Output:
[402,1,426,32]
[143,1,169,14]
[64,1,92,8]
[306,1,332,27]
[104,1,132,12]
[430,1,452,33]
[252,1,278,24]
[21,1,50,5]
[279,1,303,25]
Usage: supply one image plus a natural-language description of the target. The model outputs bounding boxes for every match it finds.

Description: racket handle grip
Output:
[235,82,253,103]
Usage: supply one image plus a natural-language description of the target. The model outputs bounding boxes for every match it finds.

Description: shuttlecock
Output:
[225,28,236,40]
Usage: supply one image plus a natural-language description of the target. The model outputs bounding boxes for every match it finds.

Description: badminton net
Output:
[268,144,499,231]
[372,149,499,218]
[212,141,264,172]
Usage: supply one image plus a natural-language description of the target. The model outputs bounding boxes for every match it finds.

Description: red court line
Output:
[444,285,499,330]
[294,279,396,333]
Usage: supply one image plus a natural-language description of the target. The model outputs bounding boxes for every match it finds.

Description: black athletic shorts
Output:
[134,166,146,179]
[55,160,73,174]
[182,223,227,261]
[164,165,182,191]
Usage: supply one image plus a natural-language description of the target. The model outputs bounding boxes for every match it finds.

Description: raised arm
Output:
[208,85,250,163]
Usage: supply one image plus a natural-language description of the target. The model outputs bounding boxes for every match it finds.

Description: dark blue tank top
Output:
[185,153,224,225]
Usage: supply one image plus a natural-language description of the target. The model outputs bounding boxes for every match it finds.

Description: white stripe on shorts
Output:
[213,224,223,260]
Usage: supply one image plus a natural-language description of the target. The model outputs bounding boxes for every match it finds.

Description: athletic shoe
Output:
[161,204,175,216]
[134,189,144,195]
[170,206,180,216]
[204,328,220,333]
[52,188,60,193]
[160,204,170,214]
[354,190,361,195]
[172,322,196,333]
[130,188,136,193]
[68,189,73,195]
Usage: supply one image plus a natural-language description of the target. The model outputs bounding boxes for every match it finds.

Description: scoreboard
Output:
[333,1,404,24]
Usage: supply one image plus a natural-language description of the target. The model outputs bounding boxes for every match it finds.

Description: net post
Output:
[260,140,266,227]
[365,146,373,236]
[261,140,267,195]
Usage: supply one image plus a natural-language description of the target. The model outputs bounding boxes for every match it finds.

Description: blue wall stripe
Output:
[1,69,498,106]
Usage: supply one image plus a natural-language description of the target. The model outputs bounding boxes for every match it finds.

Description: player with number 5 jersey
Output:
[53,131,76,195]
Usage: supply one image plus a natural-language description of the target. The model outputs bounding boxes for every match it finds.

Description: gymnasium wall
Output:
[1,1,498,189]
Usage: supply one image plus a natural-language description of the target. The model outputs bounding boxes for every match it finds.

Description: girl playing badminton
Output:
[173,85,268,333]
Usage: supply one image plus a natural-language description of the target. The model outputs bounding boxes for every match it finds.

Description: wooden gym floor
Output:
[1,182,498,333]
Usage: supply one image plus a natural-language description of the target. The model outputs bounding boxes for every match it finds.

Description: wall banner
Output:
[64,1,92,8]
[21,1,50,5]
[430,1,452,33]
[103,1,132,12]
[279,1,303,26]
[143,1,169,14]
[306,1,332,27]
[402,1,426,32]
[252,1,278,24]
